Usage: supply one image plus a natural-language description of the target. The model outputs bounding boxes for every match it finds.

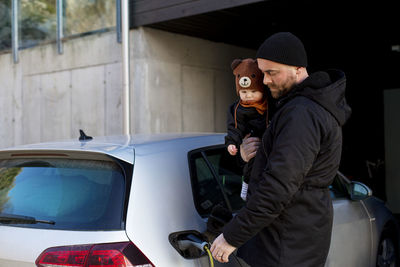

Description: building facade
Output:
[1,0,400,212]
[0,26,255,147]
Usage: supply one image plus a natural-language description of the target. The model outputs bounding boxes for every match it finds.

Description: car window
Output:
[188,146,352,216]
[329,174,350,199]
[189,145,245,217]
[0,157,128,230]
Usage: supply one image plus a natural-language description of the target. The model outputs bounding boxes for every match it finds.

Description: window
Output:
[0,157,129,230]
[64,0,116,37]
[20,0,57,48]
[189,146,349,214]
[1,0,117,53]
[189,145,245,217]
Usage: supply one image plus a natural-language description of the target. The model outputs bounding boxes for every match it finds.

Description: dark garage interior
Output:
[132,0,400,204]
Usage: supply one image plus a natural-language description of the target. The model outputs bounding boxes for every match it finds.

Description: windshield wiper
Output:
[0,213,55,225]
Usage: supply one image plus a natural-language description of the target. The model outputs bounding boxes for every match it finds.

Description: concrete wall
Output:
[0,27,255,148]
[130,27,255,133]
[0,31,122,148]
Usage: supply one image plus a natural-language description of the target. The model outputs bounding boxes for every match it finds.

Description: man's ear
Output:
[295,66,303,77]
[231,59,242,70]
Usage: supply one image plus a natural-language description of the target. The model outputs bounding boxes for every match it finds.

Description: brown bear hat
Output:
[231,58,265,96]
[231,58,268,116]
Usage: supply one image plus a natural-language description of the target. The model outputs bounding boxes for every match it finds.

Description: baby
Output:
[225,58,268,200]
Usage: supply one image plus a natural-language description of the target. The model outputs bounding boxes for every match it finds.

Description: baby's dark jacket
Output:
[225,100,268,148]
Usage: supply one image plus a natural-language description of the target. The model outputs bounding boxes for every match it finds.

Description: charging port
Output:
[169,230,210,259]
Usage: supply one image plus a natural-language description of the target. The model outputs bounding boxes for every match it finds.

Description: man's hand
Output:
[240,134,261,162]
[210,234,236,263]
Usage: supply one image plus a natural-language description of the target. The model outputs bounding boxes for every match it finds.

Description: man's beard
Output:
[270,87,290,99]
[269,73,297,99]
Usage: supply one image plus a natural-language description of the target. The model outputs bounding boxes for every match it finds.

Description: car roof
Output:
[0,133,225,163]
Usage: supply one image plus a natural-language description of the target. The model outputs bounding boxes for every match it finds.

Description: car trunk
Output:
[0,149,134,266]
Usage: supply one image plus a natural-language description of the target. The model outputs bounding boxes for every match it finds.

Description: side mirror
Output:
[350,181,372,200]
[169,230,209,259]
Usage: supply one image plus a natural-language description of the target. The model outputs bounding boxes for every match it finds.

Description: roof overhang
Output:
[130,0,266,28]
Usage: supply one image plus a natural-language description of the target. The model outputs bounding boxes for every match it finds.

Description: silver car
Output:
[0,133,398,267]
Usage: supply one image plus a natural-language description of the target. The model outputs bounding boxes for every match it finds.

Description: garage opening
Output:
[131,0,400,214]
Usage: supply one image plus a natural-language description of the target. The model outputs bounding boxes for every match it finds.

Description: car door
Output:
[188,145,247,266]
[325,175,373,267]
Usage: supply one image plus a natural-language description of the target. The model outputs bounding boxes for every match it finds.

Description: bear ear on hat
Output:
[231,59,242,70]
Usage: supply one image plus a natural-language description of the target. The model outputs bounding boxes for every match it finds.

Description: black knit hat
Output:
[256,32,307,67]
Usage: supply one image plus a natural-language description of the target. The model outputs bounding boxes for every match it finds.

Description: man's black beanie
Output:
[256,32,308,67]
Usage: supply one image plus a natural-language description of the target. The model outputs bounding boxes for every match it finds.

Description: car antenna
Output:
[79,129,93,141]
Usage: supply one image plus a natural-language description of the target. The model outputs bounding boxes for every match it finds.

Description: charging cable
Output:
[177,234,214,267]
[204,245,214,267]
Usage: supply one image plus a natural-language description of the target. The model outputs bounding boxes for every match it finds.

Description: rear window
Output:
[0,157,128,230]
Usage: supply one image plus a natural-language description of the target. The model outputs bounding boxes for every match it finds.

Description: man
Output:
[210,32,351,266]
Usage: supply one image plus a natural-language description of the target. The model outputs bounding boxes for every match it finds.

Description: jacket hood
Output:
[290,69,351,126]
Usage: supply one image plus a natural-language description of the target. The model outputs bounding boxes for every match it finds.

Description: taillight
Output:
[36,244,91,266]
[35,242,154,267]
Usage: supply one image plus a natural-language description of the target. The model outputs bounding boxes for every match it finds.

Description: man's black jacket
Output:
[223,69,352,267]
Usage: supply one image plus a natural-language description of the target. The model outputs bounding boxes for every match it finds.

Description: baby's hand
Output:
[227,144,238,156]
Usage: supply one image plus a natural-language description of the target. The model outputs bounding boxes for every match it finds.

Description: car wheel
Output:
[377,231,398,267]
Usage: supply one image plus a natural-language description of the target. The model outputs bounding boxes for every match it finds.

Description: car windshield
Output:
[0,157,126,230]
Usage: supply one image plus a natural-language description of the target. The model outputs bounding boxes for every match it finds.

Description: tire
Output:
[376,230,398,267]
